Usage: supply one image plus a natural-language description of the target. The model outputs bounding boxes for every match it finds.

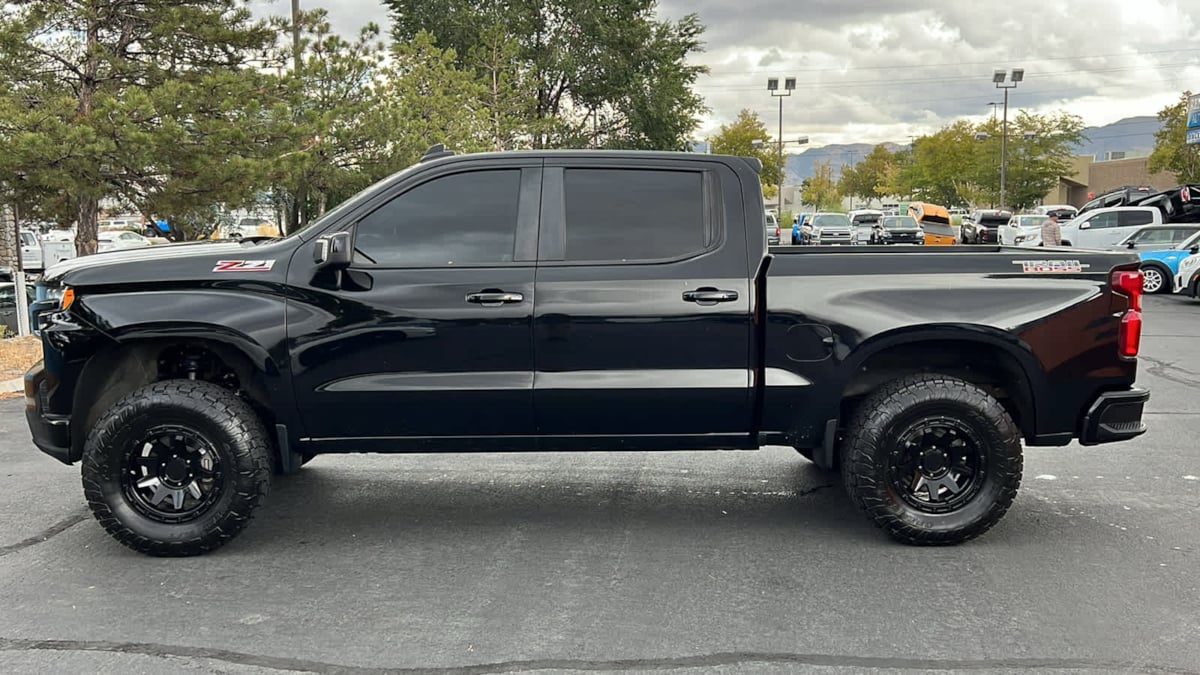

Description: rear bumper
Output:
[1079,388,1149,446]
[24,361,73,464]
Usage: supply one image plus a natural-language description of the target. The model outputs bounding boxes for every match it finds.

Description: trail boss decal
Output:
[213,260,275,272]
[1012,260,1088,273]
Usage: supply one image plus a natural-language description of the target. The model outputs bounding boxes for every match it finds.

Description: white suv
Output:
[1059,206,1161,249]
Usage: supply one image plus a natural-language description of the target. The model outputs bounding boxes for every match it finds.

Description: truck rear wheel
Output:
[81,380,272,557]
[840,374,1022,545]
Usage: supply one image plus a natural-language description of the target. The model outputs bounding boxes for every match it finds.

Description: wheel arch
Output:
[1138,260,1171,293]
[835,325,1043,441]
[70,329,289,462]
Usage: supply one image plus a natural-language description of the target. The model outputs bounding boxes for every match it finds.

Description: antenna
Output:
[420,143,456,162]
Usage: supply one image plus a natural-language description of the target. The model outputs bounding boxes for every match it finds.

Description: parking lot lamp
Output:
[993,68,1024,209]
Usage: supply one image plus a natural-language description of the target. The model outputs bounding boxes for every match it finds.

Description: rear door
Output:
[1114,209,1158,246]
[531,158,754,447]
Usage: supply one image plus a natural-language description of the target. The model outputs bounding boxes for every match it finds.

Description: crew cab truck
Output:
[26,147,1150,556]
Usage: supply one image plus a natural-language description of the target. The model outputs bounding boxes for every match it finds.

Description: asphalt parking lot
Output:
[0,295,1197,674]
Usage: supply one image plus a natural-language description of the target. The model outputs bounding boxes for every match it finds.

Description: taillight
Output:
[1119,310,1142,358]
[1111,270,1142,311]
[1111,269,1143,358]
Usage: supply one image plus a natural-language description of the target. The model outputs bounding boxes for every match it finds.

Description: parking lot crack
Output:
[3,640,1195,675]
[0,512,88,558]
[1140,356,1200,391]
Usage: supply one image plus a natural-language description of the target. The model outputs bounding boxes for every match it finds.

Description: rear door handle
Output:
[466,291,524,306]
[682,288,739,305]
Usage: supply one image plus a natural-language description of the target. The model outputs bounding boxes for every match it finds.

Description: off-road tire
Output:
[840,374,1022,545]
[81,380,272,556]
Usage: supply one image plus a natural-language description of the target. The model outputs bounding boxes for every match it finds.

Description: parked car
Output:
[27,146,1149,556]
[1060,206,1162,249]
[847,209,884,244]
[1116,224,1200,251]
[1000,214,1046,247]
[765,212,780,245]
[210,217,283,241]
[97,230,154,252]
[19,230,78,272]
[1126,184,1200,223]
[1173,250,1200,297]
[0,282,37,335]
[800,212,855,245]
[1136,230,1200,294]
[867,214,924,244]
[961,209,1012,244]
[1077,185,1155,215]
[907,202,957,245]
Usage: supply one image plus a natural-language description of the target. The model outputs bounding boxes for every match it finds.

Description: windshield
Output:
[978,215,1010,226]
[290,163,422,238]
[1017,216,1043,228]
[851,214,881,225]
[812,213,850,228]
[881,216,918,229]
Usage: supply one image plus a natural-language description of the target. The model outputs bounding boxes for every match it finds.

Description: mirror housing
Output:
[1126,241,1137,249]
[1079,222,1091,230]
[1191,245,1199,254]
[313,231,353,269]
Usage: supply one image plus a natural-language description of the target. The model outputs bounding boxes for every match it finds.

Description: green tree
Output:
[0,0,279,253]
[908,121,979,207]
[385,0,709,150]
[802,160,840,210]
[1149,91,1200,183]
[707,109,784,191]
[268,9,387,229]
[838,144,895,204]
[999,111,1087,210]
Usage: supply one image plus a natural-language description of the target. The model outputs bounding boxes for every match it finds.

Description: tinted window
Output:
[1134,229,1176,245]
[851,214,881,225]
[563,169,705,262]
[1087,212,1119,229]
[355,170,521,267]
[1118,210,1155,227]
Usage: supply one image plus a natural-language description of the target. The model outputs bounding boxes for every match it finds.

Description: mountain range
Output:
[695,116,1162,186]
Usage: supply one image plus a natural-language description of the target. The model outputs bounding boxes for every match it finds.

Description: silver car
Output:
[801,212,855,245]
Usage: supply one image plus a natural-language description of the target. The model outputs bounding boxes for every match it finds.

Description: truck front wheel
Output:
[840,374,1022,545]
[81,380,272,556]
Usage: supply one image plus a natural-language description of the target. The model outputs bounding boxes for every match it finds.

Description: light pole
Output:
[767,77,796,217]
[987,102,1000,121]
[992,68,1024,209]
[753,135,809,213]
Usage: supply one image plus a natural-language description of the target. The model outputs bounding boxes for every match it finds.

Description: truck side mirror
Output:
[1126,241,1137,249]
[1079,222,1091,230]
[1191,245,1199,254]
[313,231,353,269]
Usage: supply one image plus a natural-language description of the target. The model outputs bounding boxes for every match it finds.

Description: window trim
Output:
[536,163,723,266]
[347,165,540,270]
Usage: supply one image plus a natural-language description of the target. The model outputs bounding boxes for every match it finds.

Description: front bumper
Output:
[1079,388,1149,446]
[24,361,73,464]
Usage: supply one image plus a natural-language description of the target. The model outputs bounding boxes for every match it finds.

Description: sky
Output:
[249,0,1200,151]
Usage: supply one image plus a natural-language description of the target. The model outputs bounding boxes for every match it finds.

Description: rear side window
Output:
[563,168,706,262]
[1118,210,1155,227]
[355,169,521,267]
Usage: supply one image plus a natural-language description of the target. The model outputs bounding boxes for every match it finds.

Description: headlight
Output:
[881,230,891,238]
[43,285,74,311]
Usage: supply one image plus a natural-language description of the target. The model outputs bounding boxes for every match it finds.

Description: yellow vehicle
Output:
[210,217,282,241]
[907,202,958,245]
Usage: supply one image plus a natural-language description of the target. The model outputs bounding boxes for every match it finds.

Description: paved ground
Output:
[0,296,1197,674]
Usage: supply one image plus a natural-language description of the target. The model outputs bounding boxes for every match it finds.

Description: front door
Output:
[288,162,542,446]
[531,159,754,447]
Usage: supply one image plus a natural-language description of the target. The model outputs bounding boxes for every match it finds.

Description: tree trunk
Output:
[75,197,99,256]
[317,190,327,217]
[75,5,100,256]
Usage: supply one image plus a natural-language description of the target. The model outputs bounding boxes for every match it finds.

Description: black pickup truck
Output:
[26,147,1150,556]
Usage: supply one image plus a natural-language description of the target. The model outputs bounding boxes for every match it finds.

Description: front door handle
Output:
[682,288,739,305]
[466,290,524,306]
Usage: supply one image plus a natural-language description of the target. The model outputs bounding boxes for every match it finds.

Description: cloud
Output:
[250,0,1200,148]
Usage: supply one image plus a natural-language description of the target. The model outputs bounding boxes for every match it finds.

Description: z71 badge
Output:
[1012,260,1088,273]
[213,260,275,272]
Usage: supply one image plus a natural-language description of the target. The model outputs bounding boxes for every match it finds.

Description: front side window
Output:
[1087,212,1119,229]
[355,169,522,267]
[563,168,706,262]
